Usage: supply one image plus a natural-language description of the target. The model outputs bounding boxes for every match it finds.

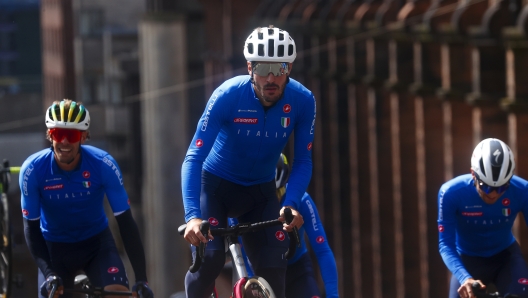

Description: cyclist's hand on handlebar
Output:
[280,206,303,232]
[132,281,154,298]
[458,278,485,298]
[184,218,213,246]
[40,275,63,298]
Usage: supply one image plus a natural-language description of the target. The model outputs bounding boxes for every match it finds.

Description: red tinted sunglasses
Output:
[49,128,83,143]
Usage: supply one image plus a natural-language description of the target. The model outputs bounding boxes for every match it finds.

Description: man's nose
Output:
[266,72,276,82]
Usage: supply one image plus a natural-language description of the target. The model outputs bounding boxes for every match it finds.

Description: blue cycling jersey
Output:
[438,174,528,284]
[181,75,316,222]
[20,146,130,242]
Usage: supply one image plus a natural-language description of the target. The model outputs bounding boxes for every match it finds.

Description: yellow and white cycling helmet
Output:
[45,100,90,131]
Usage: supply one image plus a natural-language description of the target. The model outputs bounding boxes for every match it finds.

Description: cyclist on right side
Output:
[274,153,338,298]
[438,138,528,298]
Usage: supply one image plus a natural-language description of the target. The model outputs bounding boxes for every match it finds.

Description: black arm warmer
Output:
[23,218,54,277]
[115,209,148,282]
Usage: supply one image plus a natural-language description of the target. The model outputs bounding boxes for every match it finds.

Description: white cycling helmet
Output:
[471,138,515,186]
[244,25,296,63]
[45,99,90,130]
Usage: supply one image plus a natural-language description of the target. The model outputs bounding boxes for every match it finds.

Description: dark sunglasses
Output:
[252,62,289,77]
[475,174,510,194]
[49,128,83,143]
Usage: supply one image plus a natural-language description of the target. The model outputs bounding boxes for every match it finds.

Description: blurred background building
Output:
[2,0,528,297]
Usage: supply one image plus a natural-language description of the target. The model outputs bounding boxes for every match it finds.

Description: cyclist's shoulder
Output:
[21,148,53,170]
[509,175,528,188]
[80,145,120,169]
[285,78,315,99]
[440,174,473,192]
[81,144,109,157]
[215,75,252,95]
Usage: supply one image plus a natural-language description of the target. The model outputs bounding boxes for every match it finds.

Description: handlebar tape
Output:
[284,208,299,260]
[189,221,210,273]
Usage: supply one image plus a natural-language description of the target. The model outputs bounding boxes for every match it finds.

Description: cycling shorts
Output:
[198,169,289,270]
[448,241,528,298]
[38,227,129,298]
[285,252,322,298]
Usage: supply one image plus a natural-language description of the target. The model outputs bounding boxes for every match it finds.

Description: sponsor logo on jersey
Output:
[196,139,203,148]
[102,157,123,185]
[83,181,91,188]
[201,94,218,131]
[234,118,258,124]
[307,142,313,151]
[275,231,285,241]
[316,236,325,244]
[44,184,64,190]
[281,117,290,128]
[502,198,510,206]
[22,209,29,216]
[45,178,62,182]
[208,217,219,226]
[22,164,35,196]
[107,267,119,273]
[461,212,483,217]
[519,278,528,285]
[237,109,257,113]
[438,225,444,232]
[503,208,511,216]
[305,200,319,231]
[83,171,90,178]
[283,104,291,113]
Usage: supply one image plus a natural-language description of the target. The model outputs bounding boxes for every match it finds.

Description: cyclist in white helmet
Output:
[182,25,317,298]
[20,99,154,298]
[438,138,528,298]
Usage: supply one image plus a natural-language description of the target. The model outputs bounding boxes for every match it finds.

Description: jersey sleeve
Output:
[301,194,339,298]
[282,94,316,211]
[438,186,471,284]
[101,154,130,214]
[182,89,229,222]
[20,160,41,220]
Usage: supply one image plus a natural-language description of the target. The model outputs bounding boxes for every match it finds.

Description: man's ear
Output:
[81,131,88,143]
[247,61,252,75]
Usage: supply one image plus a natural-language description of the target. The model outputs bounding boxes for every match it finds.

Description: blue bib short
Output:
[37,227,128,298]
[185,170,289,298]
[449,242,528,298]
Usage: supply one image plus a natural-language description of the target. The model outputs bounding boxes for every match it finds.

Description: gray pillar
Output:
[139,14,189,297]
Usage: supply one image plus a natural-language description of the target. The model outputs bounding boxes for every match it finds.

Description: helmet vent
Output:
[279,33,284,40]
[278,45,284,57]
[258,32,263,40]
[258,44,265,56]
[492,166,501,181]
[479,159,486,176]
[268,28,274,35]
[506,160,513,178]
[268,39,274,57]
[247,43,254,54]
[288,44,294,56]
